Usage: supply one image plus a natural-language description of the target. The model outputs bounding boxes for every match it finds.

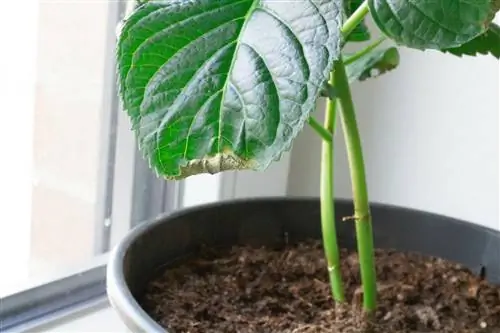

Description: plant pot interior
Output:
[108,198,500,333]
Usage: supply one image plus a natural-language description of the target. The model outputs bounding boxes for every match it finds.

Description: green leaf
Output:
[442,23,500,58]
[117,0,343,179]
[344,0,371,42]
[368,0,494,50]
[345,47,400,83]
[489,0,500,22]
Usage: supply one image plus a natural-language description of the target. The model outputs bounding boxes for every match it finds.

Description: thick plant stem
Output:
[320,73,345,303]
[334,57,377,312]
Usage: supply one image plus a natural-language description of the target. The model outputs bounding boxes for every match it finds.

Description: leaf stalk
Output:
[342,1,370,38]
[308,117,333,142]
[343,37,387,65]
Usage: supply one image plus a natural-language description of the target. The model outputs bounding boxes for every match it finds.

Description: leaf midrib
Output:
[216,0,259,155]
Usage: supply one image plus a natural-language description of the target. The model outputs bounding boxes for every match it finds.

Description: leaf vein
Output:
[257,7,311,80]
[240,41,281,143]
[405,0,461,35]
[216,0,259,154]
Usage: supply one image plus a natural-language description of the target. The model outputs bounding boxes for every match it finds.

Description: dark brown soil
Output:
[141,240,500,333]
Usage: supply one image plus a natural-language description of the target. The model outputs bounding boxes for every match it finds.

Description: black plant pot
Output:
[106,198,500,332]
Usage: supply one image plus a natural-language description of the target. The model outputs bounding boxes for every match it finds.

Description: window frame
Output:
[92,0,128,255]
[1,256,108,332]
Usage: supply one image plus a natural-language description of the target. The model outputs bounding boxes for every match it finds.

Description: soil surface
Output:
[141,240,500,333]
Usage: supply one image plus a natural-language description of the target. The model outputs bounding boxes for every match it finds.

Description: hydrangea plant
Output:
[116,0,500,314]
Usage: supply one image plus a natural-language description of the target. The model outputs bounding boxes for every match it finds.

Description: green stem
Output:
[341,1,370,37]
[343,37,386,65]
[320,73,345,303]
[334,57,377,312]
[308,117,333,142]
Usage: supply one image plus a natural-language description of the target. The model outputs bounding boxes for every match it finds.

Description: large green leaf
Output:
[117,0,343,179]
[368,0,494,50]
[344,0,371,42]
[345,47,400,83]
[442,23,500,58]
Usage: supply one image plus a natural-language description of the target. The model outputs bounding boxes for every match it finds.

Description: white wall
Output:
[287,21,499,231]
[0,0,38,296]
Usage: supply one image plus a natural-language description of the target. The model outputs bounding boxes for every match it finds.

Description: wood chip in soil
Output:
[141,240,500,333]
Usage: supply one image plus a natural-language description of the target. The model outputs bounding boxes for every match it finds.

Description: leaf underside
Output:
[117,0,343,179]
[442,23,500,58]
[345,47,400,83]
[368,0,494,50]
[344,0,371,42]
